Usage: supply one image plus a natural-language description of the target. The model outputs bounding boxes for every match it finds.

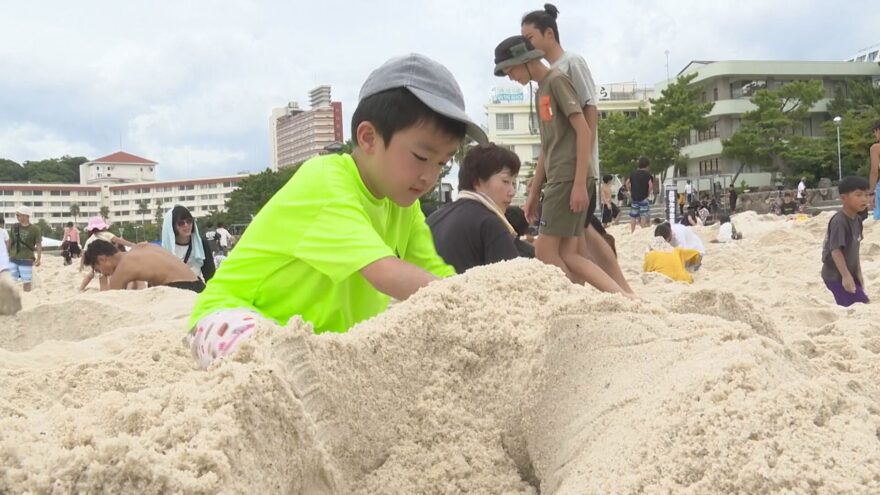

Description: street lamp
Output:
[833,116,842,181]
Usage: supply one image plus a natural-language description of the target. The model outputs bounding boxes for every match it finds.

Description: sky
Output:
[1,0,877,179]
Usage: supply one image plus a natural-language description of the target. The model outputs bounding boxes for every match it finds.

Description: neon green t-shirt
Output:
[189,153,454,333]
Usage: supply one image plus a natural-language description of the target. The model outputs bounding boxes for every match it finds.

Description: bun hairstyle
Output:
[522,3,561,42]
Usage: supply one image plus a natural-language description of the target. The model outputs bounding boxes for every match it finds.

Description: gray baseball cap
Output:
[359,53,488,145]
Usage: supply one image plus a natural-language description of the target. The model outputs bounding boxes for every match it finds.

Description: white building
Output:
[847,43,880,63]
[664,60,880,187]
[0,151,247,228]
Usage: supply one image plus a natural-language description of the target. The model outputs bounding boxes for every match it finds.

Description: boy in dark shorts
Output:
[821,177,870,307]
[494,36,630,296]
[83,239,206,293]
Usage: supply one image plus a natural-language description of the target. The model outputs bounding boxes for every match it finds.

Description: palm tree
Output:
[136,199,150,225]
[99,206,110,220]
[69,203,80,225]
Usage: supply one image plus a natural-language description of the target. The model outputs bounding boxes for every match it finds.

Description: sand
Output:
[2,211,880,494]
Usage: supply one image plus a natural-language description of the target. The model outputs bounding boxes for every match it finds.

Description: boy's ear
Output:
[356,121,381,154]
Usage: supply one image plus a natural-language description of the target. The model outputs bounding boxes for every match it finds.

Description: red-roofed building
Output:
[80,150,159,185]
[1,151,249,228]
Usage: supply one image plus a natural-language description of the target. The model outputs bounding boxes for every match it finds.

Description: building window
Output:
[496,113,514,131]
[529,113,539,131]
[698,158,720,176]
[713,87,718,101]
[730,80,767,99]
[599,111,608,119]
[531,144,542,160]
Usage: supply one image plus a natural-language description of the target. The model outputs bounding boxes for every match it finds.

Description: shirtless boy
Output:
[83,239,205,292]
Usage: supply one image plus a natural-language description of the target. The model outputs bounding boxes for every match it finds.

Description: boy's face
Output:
[362,120,460,207]
[783,196,791,203]
[503,65,530,85]
[841,189,869,212]
[93,255,117,276]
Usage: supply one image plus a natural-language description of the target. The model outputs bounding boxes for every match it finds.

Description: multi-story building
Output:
[0,151,246,228]
[669,60,880,187]
[847,43,880,63]
[270,85,344,170]
[485,82,653,198]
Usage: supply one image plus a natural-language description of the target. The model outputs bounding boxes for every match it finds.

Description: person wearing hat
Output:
[7,206,42,292]
[868,121,880,220]
[494,35,631,297]
[79,216,135,291]
[187,53,486,369]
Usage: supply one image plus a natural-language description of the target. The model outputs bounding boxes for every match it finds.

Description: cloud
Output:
[0,123,99,163]
[0,0,876,180]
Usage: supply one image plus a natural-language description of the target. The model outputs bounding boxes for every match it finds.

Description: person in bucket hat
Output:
[186,54,481,369]
[494,35,633,298]
[8,205,42,292]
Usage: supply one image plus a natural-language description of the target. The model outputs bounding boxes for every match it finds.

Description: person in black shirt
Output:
[427,144,521,273]
[728,184,738,213]
[779,192,798,216]
[628,156,654,232]
[505,206,535,259]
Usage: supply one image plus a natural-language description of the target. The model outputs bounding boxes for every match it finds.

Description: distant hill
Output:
[0,156,88,184]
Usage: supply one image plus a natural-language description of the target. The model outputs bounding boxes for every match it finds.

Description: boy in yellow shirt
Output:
[188,54,486,369]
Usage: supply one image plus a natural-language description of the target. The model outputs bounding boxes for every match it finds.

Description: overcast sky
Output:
[1,0,876,179]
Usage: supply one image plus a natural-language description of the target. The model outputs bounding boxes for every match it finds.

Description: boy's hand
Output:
[842,273,857,294]
[524,194,539,225]
[570,185,589,213]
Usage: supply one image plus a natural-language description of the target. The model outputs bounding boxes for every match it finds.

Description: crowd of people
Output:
[1,7,878,373]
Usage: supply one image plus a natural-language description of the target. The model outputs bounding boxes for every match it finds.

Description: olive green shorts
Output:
[539,181,588,237]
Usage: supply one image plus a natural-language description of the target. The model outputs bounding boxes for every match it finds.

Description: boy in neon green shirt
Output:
[188,54,487,369]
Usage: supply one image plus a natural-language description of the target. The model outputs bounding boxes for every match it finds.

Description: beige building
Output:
[485,82,653,197]
[0,151,246,228]
[666,60,880,187]
[270,85,344,170]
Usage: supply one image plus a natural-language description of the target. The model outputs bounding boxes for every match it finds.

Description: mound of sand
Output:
[2,213,880,493]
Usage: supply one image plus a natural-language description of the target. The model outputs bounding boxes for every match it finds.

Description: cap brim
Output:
[408,87,488,145]
[494,49,545,77]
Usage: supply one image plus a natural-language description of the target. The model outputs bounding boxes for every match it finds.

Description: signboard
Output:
[666,188,677,224]
[598,86,610,100]
[491,87,524,104]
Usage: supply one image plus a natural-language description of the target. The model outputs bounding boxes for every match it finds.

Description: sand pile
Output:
[2,212,880,493]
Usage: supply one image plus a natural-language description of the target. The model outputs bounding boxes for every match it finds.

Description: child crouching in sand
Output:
[83,240,206,293]
[821,177,870,307]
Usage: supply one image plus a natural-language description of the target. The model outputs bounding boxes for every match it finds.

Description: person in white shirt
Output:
[0,216,9,252]
[685,180,695,204]
[797,178,807,211]
[215,223,233,256]
[0,220,22,315]
[669,222,706,255]
[715,215,743,243]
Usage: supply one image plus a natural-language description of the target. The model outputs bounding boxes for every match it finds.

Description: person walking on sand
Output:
[868,122,880,220]
[62,221,81,266]
[628,157,653,232]
[8,206,41,292]
[0,222,22,315]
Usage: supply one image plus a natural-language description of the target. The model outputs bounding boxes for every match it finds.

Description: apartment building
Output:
[0,151,246,228]
[847,43,880,63]
[270,85,344,170]
[669,60,880,186]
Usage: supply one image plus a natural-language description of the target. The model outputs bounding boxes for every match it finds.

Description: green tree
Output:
[136,199,150,225]
[99,206,110,220]
[598,74,712,180]
[154,199,165,226]
[69,203,81,225]
[722,80,826,183]
[36,219,54,238]
[224,167,298,223]
[824,80,880,179]
[0,159,26,182]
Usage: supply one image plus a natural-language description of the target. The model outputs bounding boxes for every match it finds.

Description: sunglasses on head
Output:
[176,218,193,227]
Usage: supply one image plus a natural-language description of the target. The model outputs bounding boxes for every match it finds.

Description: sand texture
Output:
[2,211,880,494]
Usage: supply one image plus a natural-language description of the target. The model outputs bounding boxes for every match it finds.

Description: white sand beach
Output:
[2,211,880,493]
